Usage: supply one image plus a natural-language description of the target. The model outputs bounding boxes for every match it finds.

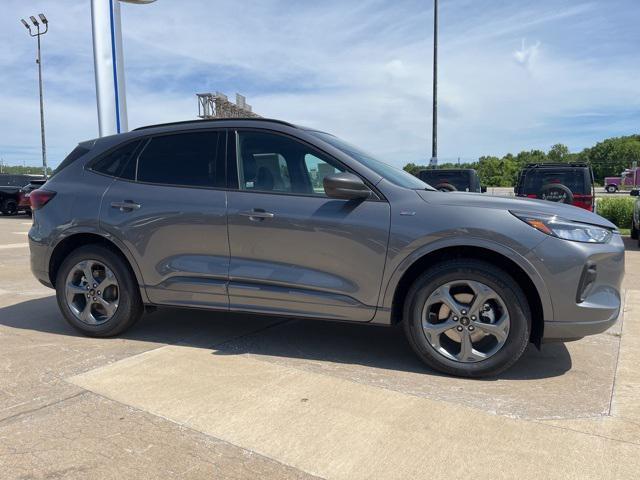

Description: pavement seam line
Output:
[0,391,88,427]
[607,287,628,417]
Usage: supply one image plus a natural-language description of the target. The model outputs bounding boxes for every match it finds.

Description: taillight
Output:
[29,189,56,210]
[526,194,538,198]
[572,194,593,211]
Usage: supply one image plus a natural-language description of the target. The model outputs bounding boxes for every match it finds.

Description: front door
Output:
[226,130,390,321]
[100,129,229,309]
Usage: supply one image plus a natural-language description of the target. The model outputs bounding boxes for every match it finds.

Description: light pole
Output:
[429,0,438,168]
[20,14,49,178]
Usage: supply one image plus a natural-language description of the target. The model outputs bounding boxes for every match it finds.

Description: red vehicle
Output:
[514,163,595,212]
[604,166,640,193]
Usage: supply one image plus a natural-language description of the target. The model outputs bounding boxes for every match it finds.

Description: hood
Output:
[416,190,617,229]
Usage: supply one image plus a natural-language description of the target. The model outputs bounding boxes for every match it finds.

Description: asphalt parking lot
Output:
[1,214,640,479]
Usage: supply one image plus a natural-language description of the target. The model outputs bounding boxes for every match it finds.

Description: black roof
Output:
[523,162,590,168]
[133,117,297,132]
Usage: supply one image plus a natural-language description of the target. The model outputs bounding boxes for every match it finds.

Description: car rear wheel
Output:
[1,199,18,215]
[403,259,531,378]
[55,245,143,337]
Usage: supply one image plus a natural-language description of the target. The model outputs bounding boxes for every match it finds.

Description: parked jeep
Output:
[514,163,595,212]
[417,168,486,193]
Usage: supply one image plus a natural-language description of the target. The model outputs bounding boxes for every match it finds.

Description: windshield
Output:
[311,131,433,190]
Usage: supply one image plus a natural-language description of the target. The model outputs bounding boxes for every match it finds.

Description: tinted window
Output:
[236,131,345,195]
[0,175,31,187]
[91,140,141,180]
[309,131,433,190]
[52,145,91,177]
[521,169,589,195]
[419,170,472,191]
[137,132,222,187]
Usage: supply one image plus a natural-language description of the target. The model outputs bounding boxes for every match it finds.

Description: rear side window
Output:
[91,140,141,180]
[136,131,222,188]
[52,145,91,177]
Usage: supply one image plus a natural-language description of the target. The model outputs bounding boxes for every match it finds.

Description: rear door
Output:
[225,129,390,321]
[100,129,229,309]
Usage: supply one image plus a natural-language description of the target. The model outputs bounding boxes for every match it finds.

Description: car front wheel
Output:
[55,244,143,337]
[403,259,531,378]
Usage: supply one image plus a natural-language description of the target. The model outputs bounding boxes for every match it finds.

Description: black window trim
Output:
[228,128,386,202]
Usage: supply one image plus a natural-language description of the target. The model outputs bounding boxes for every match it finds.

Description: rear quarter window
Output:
[52,145,92,177]
[90,140,142,180]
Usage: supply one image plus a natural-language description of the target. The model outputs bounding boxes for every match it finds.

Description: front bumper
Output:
[543,310,619,341]
[528,232,624,341]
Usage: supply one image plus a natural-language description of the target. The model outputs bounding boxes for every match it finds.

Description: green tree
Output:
[547,143,570,163]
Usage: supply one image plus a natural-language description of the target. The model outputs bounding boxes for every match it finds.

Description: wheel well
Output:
[49,233,137,288]
[391,246,544,345]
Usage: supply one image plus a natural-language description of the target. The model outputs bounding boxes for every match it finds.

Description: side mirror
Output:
[323,172,371,200]
[631,189,640,197]
[481,186,487,193]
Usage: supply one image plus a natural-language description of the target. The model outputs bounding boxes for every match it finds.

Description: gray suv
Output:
[28,119,624,377]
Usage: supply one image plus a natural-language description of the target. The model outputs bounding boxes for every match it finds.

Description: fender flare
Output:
[380,236,553,322]
[49,226,150,303]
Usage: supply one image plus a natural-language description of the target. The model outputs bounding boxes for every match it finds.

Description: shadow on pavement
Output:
[623,235,639,251]
[0,295,572,381]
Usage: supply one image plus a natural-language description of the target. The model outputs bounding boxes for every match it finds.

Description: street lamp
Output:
[20,13,49,178]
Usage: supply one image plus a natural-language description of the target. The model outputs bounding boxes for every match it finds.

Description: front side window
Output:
[309,131,432,190]
[137,131,222,187]
[236,131,344,196]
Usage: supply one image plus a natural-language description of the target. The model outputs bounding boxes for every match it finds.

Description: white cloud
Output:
[513,39,541,70]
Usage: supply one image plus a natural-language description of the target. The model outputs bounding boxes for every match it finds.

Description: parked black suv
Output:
[417,169,485,193]
[514,163,595,212]
[0,174,42,215]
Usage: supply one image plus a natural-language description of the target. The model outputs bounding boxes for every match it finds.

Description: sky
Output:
[1,0,639,169]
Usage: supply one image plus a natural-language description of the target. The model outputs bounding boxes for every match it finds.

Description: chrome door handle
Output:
[111,200,141,212]
[239,209,275,221]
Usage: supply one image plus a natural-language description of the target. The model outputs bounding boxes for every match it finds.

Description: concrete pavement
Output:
[1,214,640,479]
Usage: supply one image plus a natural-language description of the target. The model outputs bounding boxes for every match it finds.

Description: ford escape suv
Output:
[28,119,624,377]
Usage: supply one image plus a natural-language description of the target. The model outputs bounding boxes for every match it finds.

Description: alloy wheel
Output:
[421,280,510,363]
[65,259,119,325]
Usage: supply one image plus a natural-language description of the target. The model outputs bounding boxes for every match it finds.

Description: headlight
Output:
[511,212,613,243]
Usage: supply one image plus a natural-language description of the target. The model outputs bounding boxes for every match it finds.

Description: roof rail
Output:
[133,117,297,132]
[524,162,590,168]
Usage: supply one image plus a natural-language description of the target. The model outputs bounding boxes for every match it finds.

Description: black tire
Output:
[605,185,617,194]
[403,259,531,378]
[540,183,574,204]
[1,199,18,216]
[55,244,143,337]
[435,183,457,192]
